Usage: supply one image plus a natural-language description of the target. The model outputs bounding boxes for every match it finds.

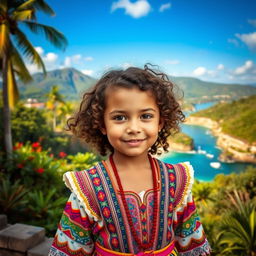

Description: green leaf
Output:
[24,21,68,50]
[13,27,46,74]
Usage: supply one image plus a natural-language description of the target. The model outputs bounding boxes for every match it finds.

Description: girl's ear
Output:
[100,126,107,135]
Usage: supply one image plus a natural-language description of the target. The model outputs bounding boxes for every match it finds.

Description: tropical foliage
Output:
[194,166,256,255]
[0,0,67,155]
[0,141,99,235]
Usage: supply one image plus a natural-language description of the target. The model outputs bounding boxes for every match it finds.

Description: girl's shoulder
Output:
[156,158,195,209]
[156,158,194,182]
[63,162,103,221]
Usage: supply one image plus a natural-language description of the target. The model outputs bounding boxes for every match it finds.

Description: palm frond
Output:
[24,21,67,50]
[13,27,46,74]
[12,9,34,21]
[15,0,37,12]
[33,0,55,16]
[10,43,32,83]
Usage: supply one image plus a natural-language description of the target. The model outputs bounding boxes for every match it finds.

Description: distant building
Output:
[24,98,45,109]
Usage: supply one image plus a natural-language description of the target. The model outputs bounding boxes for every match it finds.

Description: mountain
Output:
[18,68,97,100]
[1,67,255,102]
[170,76,256,103]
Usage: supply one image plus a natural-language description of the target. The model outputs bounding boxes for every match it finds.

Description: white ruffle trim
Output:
[175,161,195,209]
[63,171,102,223]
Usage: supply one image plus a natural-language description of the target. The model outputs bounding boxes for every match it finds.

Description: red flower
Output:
[13,142,23,150]
[35,168,44,174]
[17,163,24,169]
[49,153,54,158]
[32,142,40,148]
[59,152,67,158]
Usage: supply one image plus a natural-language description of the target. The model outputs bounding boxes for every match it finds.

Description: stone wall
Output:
[0,215,53,256]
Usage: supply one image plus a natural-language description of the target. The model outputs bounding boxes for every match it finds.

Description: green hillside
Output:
[191,95,256,143]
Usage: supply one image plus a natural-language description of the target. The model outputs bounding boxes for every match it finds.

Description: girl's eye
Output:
[113,115,127,121]
[141,113,153,119]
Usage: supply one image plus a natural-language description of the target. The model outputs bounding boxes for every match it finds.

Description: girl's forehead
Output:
[104,86,158,109]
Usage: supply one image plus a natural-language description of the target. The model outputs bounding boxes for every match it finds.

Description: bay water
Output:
[160,102,255,181]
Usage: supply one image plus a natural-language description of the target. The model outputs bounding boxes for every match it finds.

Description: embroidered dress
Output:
[48,159,211,256]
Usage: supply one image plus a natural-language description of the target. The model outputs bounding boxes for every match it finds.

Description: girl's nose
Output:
[126,120,141,134]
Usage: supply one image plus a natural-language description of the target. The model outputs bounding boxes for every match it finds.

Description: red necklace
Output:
[109,154,159,251]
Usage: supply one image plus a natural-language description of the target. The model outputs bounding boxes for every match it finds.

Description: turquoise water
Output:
[160,102,255,181]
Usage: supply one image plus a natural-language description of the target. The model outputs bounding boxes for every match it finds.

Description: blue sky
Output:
[24,0,256,84]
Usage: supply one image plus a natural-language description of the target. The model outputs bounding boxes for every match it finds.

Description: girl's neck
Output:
[112,151,151,172]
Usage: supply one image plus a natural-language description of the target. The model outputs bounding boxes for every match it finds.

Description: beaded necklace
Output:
[109,154,159,250]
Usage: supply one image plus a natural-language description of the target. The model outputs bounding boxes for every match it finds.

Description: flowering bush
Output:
[1,141,99,235]
[4,141,66,192]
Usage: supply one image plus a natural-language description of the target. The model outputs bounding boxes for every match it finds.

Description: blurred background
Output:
[0,0,256,255]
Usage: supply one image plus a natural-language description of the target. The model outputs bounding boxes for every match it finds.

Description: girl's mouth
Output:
[123,139,146,146]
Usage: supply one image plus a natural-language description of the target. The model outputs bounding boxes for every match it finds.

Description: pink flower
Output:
[58,152,67,158]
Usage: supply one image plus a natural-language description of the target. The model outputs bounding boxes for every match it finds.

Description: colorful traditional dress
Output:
[48,158,211,256]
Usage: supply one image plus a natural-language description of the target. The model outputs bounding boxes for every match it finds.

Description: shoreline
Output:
[184,116,256,164]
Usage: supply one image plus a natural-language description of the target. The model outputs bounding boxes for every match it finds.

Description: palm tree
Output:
[57,101,74,129]
[218,190,256,256]
[45,85,65,131]
[0,0,67,157]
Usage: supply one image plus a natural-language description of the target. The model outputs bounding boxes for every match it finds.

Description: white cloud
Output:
[44,52,58,63]
[236,32,256,51]
[85,56,94,61]
[165,59,180,65]
[192,66,217,78]
[217,64,224,70]
[159,3,171,12]
[233,60,254,75]
[111,0,151,18]
[81,69,94,76]
[228,38,239,47]
[229,60,256,83]
[193,66,207,76]
[248,19,256,27]
[35,46,44,55]
[27,47,59,73]
[63,54,86,67]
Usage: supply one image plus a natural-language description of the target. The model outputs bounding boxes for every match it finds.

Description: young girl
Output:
[49,65,211,256]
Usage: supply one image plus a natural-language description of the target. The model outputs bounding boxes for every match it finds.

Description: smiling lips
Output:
[122,138,146,146]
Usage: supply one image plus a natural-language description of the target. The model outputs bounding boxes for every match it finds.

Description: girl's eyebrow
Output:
[109,108,156,115]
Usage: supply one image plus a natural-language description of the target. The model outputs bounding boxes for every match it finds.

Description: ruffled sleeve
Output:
[172,162,211,256]
[49,170,103,256]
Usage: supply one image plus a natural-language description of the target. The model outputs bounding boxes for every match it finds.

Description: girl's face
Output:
[101,86,163,158]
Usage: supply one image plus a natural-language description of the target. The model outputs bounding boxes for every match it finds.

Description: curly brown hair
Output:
[67,64,186,156]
